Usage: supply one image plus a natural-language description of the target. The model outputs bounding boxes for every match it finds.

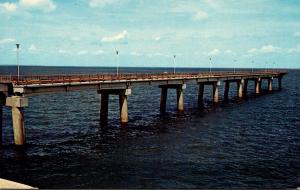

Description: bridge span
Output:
[0,70,287,146]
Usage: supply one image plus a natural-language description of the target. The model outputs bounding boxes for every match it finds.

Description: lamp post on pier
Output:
[209,57,212,74]
[116,49,119,76]
[233,59,237,73]
[16,44,20,81]
[173,54,176,74]
[251,60,254,73]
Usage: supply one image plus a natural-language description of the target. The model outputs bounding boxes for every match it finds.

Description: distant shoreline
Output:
[0,65,298,70]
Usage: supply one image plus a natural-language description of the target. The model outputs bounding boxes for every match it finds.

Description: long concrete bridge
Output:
[0,70,287,146]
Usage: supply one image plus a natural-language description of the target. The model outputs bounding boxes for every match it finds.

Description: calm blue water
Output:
[0,66,299,188]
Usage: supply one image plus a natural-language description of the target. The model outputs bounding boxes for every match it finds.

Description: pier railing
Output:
[0,70,287,85]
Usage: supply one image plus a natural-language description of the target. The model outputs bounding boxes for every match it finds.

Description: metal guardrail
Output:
[0,70,288,85]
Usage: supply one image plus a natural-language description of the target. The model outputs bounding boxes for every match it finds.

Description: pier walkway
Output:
[0,70,287,145]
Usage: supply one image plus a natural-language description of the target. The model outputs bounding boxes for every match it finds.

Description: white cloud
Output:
[92,50,104,55]
[193,10,208,20]
[204,0,221,11]
[28,44,37,53]
[294,32,300,37]
[71,36,80,41]
[154,36,161,41]
[58,49,71,54]
[0,38,16,44]
[171,3,208,21]
[261,45,280,53]
[288,44,300,53]
[101,30,128,43]
[224,49,233,54]
[207,48,220,56]
[247,48,257,54]
[248,44,281,54]
[78,50,88,55]
[130,51,142,56]
[89,0,121,8]
[19,0,56,12]
[0,2,17,12]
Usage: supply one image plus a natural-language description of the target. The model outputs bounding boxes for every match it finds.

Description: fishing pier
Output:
[0,70,287,146]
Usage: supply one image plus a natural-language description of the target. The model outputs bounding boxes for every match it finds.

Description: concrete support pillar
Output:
[160,87,168,113]
[0,93,5,145]
[0,105,2,145]
[159,84,185,113]
[198,83,205,106]
[224,81,230,101]
[243,79,248,97]
[278,77,282,90]
[255,78,261,94]
[238,79,244,98]
[119,89,131,124]
[100,92,109,125]
[98,88,131,125]
[177,87,184,112]
[6,96,28,146]
[11,107,25,145]
[268,78,273,91]
[213,81,220,103]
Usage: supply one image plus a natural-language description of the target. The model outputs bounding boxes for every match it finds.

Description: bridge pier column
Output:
[100,92,109,125]
[224,81,230,101]
[238,79,245,98]
[177,86,184,113]
[160,87,168,113]
[213,81,220,103]
[198,83,205,106]
[268,78,273,91]
[0,104,2,146]
[159,84,185,113]
[278,76,282,90]
[255,78,261,94]
[0,93,5,146]
[243,79,248,97]
[98,88,131,125]
[119,89,131,124]
[5,96,28,146]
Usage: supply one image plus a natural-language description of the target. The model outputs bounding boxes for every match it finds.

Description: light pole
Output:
[251,60,254,73]
[173,55,176,74]
[116,49,119,76]
[209,57,212,73]
[233,59,237,73]
[265,62,268,72]
[16,44,20,81]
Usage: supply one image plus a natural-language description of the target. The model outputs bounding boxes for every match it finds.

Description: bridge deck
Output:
[0,70,287,95]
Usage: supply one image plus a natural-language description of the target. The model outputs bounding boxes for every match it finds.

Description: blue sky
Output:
[0,0,299,68]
